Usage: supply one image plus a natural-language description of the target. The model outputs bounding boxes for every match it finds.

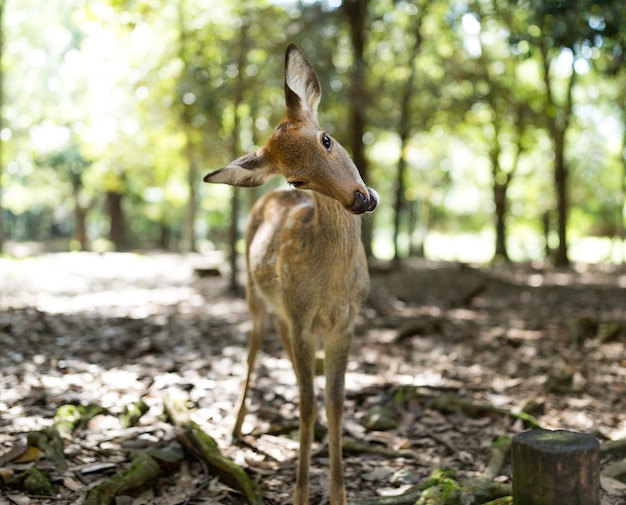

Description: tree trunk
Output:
[342,0,372,257]
[0,0,5,253]
[177,1,197,254]
[512,429,600,505]
[228,187,240,292]
[553,127,568,266]
[185,136,197,252]
[159,220,170,250]
[539,40,575,267]
[492,146,517,263]
[74,201,88,251]
[494,181,509,262]
[489,131,510,263]
[392,147,407,265]
[618,122,626,267]
[107,191,128,251]
[226,20,249,294]
[392,10,425,265]
[542,211,552,260]
[409,199,428,258]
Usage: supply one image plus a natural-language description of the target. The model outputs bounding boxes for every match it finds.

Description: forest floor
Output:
[1,252,626,505]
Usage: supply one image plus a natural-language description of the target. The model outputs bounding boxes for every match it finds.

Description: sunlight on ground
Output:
[0,252,223,315]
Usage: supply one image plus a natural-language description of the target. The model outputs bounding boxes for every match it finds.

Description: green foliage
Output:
[1,0,625,262]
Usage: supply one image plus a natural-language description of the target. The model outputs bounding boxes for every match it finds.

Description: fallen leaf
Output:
[11,446,44,464]
[6,493,31,505]
[79,462,118,474]
[63,476,85,492]
[0,467,15,483]
[0,436,28,464]
[362,465,395,482]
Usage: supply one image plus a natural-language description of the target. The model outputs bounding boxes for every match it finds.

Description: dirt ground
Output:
[1,252,625,504]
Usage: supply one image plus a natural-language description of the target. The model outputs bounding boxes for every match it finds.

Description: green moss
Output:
[121,400,149,428]
[415,469,462,505]
[23,467,56,496]
[480,498,513,505]
[416,481,461,505]
[27,427,66,472]
[54,404,105,437]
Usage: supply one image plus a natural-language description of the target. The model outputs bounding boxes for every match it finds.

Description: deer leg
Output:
[274,315,294,365]
[232,287,267,439]
[291,327,316,505]
[323,332,351,505]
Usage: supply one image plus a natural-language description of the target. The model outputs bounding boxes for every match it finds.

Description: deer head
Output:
[203,43,378,215]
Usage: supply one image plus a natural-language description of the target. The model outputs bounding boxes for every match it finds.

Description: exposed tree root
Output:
[163,394,265,505]
[601,438,626,457]
[84,451,161,505]
[602,458,626,481]
[347,437,513,505]
[342,439,421,460]
[27,427,67,473]
[424,393,541,429]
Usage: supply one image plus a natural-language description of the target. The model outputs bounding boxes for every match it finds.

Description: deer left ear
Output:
[204,150,272,188]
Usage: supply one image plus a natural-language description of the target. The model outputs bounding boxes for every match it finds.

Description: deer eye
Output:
[290,181,305,188]
[321,133,332,150]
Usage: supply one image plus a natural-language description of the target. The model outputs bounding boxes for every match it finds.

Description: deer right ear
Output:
[203,150,272,188]
[284,43,321,120]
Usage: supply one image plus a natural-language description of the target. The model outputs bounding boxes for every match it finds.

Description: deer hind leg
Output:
[232,284,268,439]
[323,331,351,505]
[291,325,317,505]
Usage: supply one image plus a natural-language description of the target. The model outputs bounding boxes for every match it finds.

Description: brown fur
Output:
[204,43,378,505]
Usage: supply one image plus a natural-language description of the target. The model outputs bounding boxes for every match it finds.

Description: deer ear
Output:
[203,150,272,187]
[284,43,321,120]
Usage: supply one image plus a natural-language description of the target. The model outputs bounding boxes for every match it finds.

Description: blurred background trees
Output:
[1,0,624,268]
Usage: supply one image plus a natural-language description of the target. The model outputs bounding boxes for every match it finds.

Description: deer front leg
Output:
[291,328,316,505]
[324,332,351,505]
[233,287,267,439]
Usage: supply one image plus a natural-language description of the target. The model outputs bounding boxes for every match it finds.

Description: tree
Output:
[590,2,626,264]
[392,21,424,263]
[460,2,542,261]
[177,0,199,253]
[0,0,5,252]
[48,144,92,250]
[507,0,625,265]
[619,84,626,265]
[367,0,434,264]
[224,15,249,293]
[342,0,374,256]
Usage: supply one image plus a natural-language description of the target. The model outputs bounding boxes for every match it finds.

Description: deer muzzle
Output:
[349,187,379,214]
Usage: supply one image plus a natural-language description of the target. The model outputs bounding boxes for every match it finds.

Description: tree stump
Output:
[512,429,600,505]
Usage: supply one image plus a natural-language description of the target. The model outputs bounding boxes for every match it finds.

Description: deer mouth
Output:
[349,187,379,214]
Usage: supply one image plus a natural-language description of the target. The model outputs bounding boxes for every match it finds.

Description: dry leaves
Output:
[1,254,625,504]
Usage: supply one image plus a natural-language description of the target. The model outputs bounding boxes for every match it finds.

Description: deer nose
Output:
[366,187,379,212]
[349,188,378,214]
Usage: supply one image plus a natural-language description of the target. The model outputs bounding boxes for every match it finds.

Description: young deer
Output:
[204,43,378,505]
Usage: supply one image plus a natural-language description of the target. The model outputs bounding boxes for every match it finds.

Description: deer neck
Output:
[310,191,363,247]
[306,190,370,311]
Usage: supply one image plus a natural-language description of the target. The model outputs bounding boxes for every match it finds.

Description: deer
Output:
[203,43,378,505]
